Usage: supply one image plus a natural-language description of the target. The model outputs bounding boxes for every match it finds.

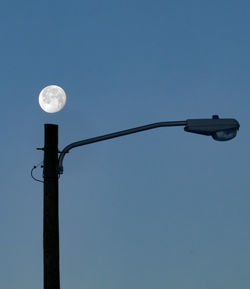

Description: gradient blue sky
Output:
[0,0,249,288]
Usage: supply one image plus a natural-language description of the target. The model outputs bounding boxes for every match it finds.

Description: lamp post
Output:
[43,124,60,289]
[41,115,239,289]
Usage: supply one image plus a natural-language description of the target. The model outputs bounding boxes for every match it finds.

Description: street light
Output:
[184,115,239,141]
[40,115,239,289]
[58,115,239,174]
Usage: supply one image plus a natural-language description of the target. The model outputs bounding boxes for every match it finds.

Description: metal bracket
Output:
[36,147,44,151]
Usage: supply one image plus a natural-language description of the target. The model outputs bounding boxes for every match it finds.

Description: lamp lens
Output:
[212,129,237,141]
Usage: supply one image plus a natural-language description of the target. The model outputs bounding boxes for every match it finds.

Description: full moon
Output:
[39,85,66,113]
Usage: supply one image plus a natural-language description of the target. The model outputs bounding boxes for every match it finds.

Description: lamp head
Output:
[184,115,240,141]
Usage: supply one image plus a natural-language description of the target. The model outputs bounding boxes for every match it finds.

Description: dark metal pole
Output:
[43,124,60,289]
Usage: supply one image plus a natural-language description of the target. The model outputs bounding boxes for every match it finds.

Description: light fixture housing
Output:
[184,115,240,141]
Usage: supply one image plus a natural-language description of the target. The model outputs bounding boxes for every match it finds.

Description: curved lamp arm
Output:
[58,121,187,174]
[57,115,240,174]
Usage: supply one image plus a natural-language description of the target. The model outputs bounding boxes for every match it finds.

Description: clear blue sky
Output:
[0,0,249,288]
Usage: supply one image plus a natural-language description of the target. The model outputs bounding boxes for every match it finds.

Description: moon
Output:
[39,85,66,113]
